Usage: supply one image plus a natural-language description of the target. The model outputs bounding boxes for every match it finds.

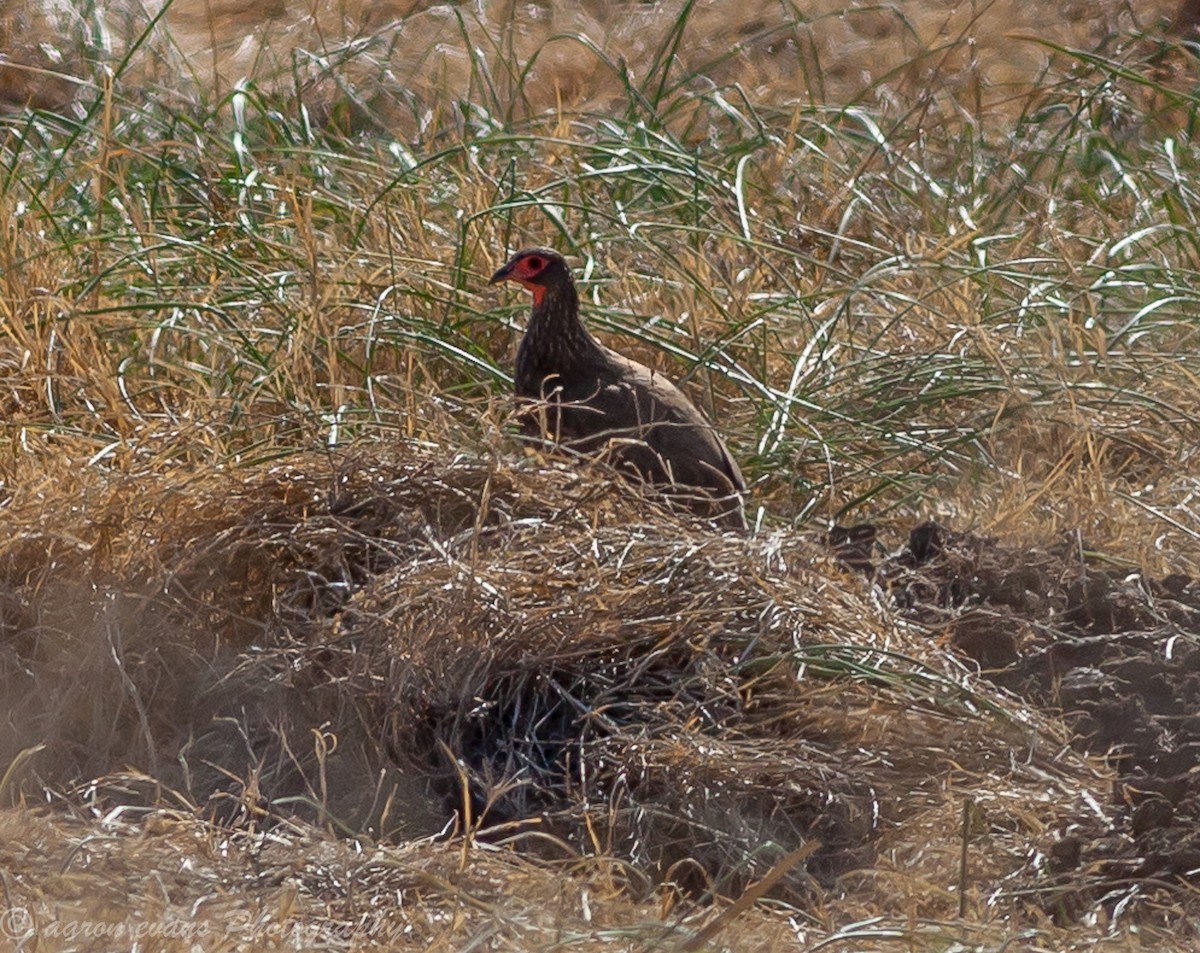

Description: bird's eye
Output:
[526,256,544,270]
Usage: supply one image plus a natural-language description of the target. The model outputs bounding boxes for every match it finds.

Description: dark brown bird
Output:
[490,247,746,528]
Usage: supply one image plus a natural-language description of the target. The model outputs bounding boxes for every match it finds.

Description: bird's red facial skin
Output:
[508,255,548,305]
[514,256,546,280]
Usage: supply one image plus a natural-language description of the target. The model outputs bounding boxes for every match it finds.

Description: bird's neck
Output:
[518,280,605,390]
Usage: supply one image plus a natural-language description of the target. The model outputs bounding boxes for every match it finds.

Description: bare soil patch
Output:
[884,520,1200,917]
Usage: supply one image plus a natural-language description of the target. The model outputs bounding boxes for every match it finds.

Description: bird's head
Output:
[489,247,571,306]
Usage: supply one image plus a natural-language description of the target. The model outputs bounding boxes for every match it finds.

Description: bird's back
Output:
[518,343,745,527]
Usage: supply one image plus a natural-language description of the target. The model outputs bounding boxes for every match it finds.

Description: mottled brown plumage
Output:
[490,247,746,528]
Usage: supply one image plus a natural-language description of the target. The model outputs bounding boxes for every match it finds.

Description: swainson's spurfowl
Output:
[490,247,746,529]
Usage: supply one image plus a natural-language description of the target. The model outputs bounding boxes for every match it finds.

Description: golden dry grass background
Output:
[3,1,1193,118]
[1,0,1200,950]
[131,0,1191,119]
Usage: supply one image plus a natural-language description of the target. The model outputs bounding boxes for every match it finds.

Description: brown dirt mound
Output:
[884,520,1200,916]
[0,2,80,112]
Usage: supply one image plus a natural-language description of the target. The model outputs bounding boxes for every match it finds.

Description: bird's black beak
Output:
[489,262,513,285]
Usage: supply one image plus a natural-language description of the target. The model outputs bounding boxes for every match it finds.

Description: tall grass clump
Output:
[3,3,1199,566]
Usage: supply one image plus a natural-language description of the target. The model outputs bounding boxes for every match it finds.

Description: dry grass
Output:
[2,0,1198,564]
[0,442,1147,950]
[0,440,1187,951]
[2,0,1200,949]
[114,0,1187,128]
[4,803,1190,952]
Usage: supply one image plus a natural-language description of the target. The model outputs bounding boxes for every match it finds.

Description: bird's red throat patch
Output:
[518,281,546,306]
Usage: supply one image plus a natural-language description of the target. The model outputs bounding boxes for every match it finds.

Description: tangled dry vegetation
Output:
[2,0,1200,950]
[0,443,1148,950]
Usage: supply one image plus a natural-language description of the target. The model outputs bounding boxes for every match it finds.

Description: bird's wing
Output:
[597,351,746,495]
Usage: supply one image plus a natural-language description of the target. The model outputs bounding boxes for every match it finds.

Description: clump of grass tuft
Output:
[4,1,1199,573]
